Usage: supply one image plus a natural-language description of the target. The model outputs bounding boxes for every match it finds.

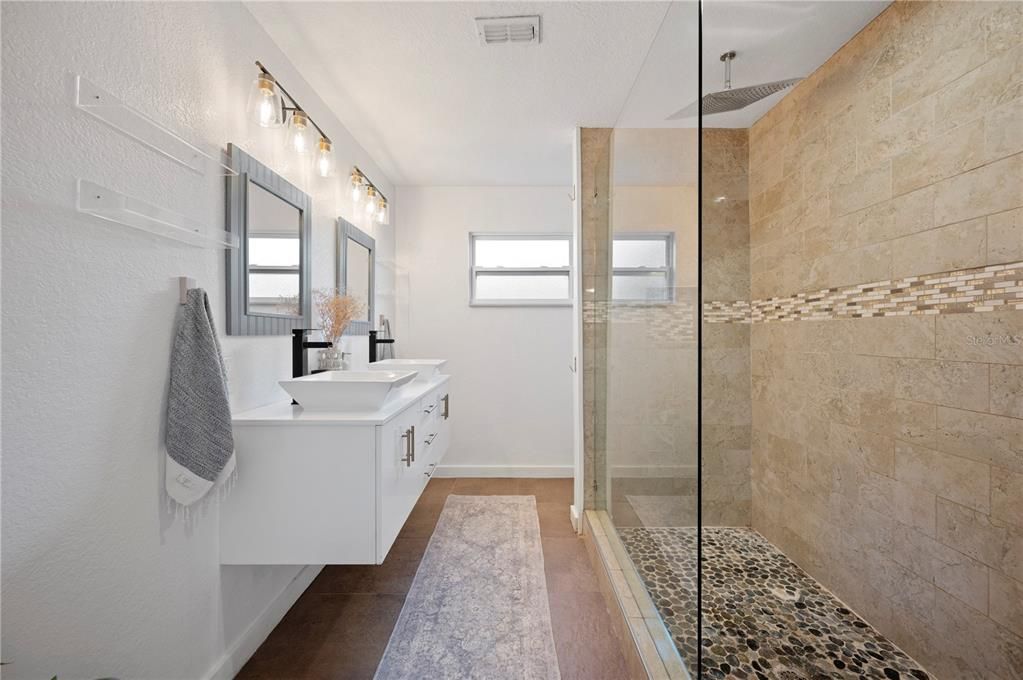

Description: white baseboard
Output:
[205,564,323,680]
[570,504,580,532]
[434,465,574,478]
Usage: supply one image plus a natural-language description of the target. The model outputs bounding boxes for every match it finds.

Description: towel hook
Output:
[179,277,196,304]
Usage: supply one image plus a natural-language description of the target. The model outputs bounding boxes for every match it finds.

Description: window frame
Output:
[611,231,676,304]
[469,232,573,307]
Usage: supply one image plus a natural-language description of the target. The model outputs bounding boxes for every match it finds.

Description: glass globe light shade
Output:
[286,110,314,155]
[247,73,283,128]
[315,138,335,178]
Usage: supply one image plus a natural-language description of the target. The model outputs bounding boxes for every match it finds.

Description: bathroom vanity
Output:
[220,375,451,565]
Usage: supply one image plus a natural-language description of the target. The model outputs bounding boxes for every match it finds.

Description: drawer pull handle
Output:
[401,428,413,467]
[423,404,436,414]
[442,394,450,419]
[410,425,416,462]
[424,463,437,478]
[424,433,438,445]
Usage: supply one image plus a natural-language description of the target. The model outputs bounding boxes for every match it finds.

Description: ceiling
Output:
[248,1,889,187]
[695,0,890,128]
[248,1,671,186]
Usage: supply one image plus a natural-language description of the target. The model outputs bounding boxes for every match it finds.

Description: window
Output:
[470,233,572,306]
[612,233,675,302]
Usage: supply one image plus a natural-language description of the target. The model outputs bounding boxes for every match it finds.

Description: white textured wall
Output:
[1,3,394,678]
[395,186,574,474]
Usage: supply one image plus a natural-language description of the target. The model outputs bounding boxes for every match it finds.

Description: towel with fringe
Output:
[165,288,235,506]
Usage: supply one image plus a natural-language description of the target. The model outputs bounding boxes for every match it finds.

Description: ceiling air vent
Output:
[475,15,541,46]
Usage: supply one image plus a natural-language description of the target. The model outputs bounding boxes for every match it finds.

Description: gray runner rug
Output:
[374,495,561,680]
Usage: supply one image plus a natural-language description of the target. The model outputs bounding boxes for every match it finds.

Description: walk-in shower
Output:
[581,1,1023,678]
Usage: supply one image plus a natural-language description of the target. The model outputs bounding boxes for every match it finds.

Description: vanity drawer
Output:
[420,386,444,420]
[420,390,451,472]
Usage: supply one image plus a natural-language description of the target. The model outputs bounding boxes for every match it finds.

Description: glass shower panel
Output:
[580,2,699,674]
[605,129,700,668]
[606,128,699,528]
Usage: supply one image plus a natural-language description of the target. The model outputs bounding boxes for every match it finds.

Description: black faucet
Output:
[368,330,395,363]
[292,329,333,379]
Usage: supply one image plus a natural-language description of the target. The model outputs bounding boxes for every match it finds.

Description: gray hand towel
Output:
[165,288,235,506]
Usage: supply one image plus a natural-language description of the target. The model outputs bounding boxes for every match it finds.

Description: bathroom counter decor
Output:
[221,374,451,565]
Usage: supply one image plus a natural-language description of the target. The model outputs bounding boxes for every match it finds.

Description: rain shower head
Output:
[668,51,802,119]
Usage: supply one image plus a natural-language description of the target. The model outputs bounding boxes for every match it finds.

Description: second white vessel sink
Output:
[279,370,418,411]
[368,359,447,383]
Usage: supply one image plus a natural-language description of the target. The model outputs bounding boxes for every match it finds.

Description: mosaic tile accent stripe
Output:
[703,260,1023,324]
[584,289,699,345]
[618,526,932,680]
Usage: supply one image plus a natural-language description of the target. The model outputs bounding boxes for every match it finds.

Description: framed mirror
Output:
[226,143,312,335]
[337,218,375,335]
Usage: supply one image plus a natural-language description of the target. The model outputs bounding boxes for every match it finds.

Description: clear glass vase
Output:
[318,347,344,371]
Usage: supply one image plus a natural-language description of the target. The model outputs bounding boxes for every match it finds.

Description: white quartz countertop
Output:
[233,374,450,426]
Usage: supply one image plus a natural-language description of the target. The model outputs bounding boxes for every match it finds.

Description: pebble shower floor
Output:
[617,527,932,680]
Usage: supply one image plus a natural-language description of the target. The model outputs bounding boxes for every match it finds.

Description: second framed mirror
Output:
[337,218,374,335]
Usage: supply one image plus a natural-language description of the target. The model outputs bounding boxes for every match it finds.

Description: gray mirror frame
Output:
[336,218,375,336]
[225,143,312,335]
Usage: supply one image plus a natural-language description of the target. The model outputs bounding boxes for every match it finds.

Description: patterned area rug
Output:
[618,527,931,680]
[375,495,561,680]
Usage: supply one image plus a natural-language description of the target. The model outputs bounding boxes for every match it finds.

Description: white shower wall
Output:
[1,3,394,678]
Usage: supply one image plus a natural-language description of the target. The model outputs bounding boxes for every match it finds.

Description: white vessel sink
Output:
[279,370,418,411]
[368,359,447,383]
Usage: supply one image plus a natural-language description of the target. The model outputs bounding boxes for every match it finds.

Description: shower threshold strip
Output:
[618,526,932,680]
[583,511,692,680]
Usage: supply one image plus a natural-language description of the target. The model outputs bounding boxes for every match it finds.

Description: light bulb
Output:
[287,110,314,155]
[315,138,334,178]
[364,186,378,216]
[246,73,283,128]
[376,198,388,225]
[348,170,366,209]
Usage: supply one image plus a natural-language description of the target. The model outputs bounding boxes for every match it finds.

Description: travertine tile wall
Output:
[702,129,752,526]
[747,2,1022,677]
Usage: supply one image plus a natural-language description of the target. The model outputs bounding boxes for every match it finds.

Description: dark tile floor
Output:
[239,478,630,680]
[618,527,931,680]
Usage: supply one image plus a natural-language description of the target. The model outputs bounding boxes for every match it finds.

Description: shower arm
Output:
[721,51,736,91]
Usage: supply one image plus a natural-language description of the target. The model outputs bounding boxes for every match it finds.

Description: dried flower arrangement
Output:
[314,288,364,345]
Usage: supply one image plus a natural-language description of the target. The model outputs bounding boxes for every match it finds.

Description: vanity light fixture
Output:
[347,166,390,224]
[250,61,334,175]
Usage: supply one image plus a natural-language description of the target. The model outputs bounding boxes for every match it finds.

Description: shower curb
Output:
[581,510,691,680]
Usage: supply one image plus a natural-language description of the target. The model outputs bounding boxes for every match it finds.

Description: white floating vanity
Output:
[220,374,451,565]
